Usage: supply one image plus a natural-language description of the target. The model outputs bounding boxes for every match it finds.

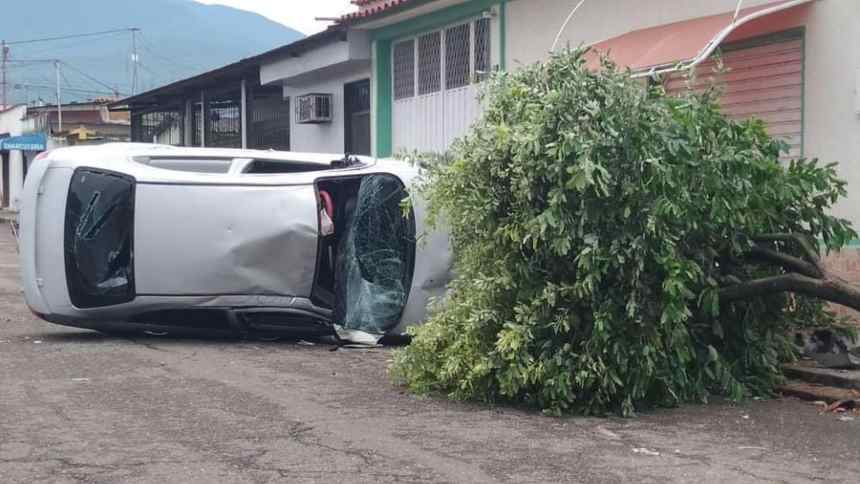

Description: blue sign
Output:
[0,133,47,151]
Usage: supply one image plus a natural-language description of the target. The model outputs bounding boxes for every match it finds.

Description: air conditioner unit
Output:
[296,93,333,124]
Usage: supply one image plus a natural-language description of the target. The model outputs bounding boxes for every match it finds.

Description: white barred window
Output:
[393,16,492,99]
[393,39,415,100]
[475,17,491,81]
[418,31,442,94]
[445,23,471,89]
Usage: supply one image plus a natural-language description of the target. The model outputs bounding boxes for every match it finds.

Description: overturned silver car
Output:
[18,144,452,344]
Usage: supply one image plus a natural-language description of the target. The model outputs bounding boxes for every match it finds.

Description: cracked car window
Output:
[64,169,136,308]
[335,174,416,335]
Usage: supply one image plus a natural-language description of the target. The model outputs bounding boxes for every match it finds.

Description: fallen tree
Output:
[392,49,858,415]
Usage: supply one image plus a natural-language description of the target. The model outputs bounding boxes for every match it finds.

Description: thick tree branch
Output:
[747,245,823,279]
[720,272,860,312]
[753,233,823,273]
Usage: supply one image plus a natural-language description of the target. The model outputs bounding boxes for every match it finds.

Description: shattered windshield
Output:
[64,169,136,308]
[335,174,416,335]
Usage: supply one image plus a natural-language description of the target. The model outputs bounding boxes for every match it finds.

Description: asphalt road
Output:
[1,225,858,483]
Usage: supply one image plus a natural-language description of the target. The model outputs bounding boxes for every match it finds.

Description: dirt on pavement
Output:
[0,225,858,483]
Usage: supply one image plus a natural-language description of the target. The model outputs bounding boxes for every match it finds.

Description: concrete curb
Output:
[783,364,860,390]
[779,381,859,403]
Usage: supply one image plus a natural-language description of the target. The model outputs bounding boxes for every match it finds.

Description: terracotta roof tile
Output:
[340,0,423,23]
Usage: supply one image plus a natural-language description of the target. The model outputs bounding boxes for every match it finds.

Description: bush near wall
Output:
[392,49,856,416]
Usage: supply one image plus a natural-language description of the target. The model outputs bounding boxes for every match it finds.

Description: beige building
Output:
[341,0,858,263]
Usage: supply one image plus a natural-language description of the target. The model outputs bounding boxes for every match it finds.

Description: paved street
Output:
[0,225,858,484]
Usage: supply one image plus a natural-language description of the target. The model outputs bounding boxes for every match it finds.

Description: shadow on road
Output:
[27,327,410,348]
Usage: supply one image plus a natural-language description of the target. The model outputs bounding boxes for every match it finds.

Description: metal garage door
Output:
[665,31,804,159]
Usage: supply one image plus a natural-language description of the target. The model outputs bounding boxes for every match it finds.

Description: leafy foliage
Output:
[391,49,856,415]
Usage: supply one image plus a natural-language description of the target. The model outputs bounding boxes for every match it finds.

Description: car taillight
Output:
[33,150,51,162]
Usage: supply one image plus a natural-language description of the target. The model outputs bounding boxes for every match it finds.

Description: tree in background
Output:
[392,49,858,415]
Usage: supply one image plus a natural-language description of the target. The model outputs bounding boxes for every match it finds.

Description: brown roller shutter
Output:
[665,31,804,159]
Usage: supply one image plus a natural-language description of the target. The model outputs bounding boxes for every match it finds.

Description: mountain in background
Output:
[2,0,304,104]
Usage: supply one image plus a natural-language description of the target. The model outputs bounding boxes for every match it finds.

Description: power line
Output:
[60,61,120,95]
[6,28,139,46]
[137,32,206,72]
[6,58,122,96]
[2,28,144,105]
[5,59,57,65]
[59,68,73,89]
[11,82,121,96]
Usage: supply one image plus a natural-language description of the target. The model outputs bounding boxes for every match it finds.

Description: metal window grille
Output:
[206,95,242,148]
[131,108,184,145]
[347,82,371,114]
[251,90,290,151]
[445,23,471,89]
[475,17,491,82]
[418,31,441,95]
[192,102,203,146]
[393,39,415,100]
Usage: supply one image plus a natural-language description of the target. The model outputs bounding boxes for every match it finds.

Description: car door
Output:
[131,180,319,299]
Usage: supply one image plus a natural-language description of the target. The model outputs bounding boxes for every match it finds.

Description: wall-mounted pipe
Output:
[631,0,812,79]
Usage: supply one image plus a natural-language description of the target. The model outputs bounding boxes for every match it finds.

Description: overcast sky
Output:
[194,0,357,35]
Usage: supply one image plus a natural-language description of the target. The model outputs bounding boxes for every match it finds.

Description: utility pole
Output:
[130,28,140,96]
[1,40,8,110]
[55,60,62,133]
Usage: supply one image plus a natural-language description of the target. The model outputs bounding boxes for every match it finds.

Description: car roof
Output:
[37,143,419,187]
[46,143,369,166]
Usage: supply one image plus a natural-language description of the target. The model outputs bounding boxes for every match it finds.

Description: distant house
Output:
[0,100,129,209]
[118,26,373,157]
[115,54,288,151]
[259,26,373,155]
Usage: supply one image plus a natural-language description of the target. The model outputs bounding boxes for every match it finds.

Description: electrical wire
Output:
[10,83,122,96]
[137,33,206,72]
[6,59,121,94]
[60,62,120,94]
[6,28,138,46]
[551,0,588,52]
[733,0,745,21]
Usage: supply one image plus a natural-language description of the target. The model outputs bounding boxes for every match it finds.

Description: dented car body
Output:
[18,144,452,343]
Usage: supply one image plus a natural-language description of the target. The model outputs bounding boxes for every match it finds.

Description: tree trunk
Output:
[719,273,860,312]
[720,233,860,312]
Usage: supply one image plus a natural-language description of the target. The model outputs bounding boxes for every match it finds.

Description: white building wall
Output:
[505,0,776,66]
[802,0,860,226]
[282,66,371,154]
